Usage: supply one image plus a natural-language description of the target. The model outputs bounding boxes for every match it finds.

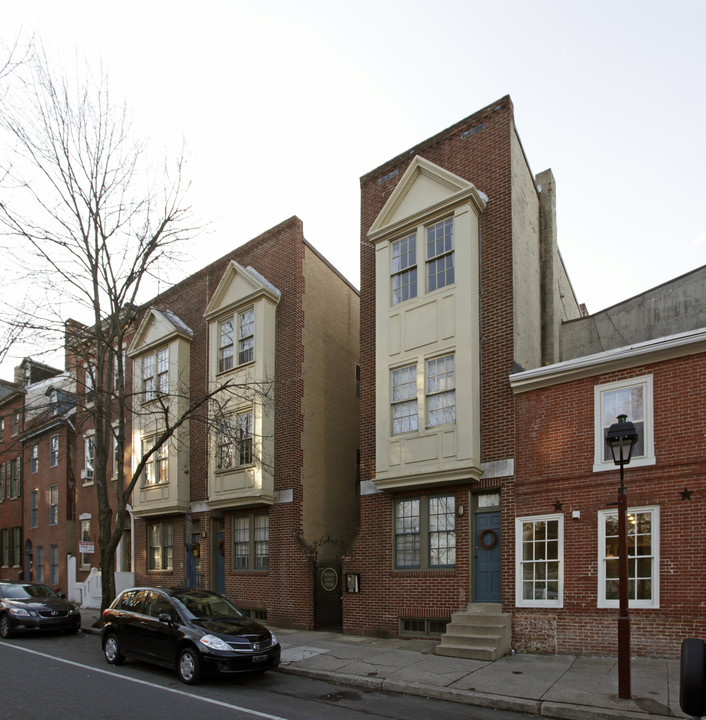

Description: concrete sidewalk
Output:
[81,611,687,720]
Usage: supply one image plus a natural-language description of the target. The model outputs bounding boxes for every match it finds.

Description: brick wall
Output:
[510,353,706,656]
[345,97,519,636]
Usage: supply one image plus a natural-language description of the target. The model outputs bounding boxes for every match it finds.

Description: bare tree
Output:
[0,48,270,610]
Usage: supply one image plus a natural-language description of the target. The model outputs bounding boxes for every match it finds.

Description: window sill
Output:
[593,455,656,473]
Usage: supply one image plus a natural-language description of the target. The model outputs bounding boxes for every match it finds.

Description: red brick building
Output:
[122,217,360,628]
[342,94,705,659]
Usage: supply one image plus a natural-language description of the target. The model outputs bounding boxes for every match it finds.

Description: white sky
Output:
[2,0,705,375]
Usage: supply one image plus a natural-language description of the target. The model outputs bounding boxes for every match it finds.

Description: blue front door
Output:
[474,511,501,602]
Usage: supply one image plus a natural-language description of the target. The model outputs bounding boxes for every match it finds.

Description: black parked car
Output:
[101,587,280,684]
[0,581,81,638]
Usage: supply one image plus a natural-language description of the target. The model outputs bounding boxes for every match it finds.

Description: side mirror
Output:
[158,612,174,625]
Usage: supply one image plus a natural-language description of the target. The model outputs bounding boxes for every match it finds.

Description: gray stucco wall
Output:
[560,265,706,360]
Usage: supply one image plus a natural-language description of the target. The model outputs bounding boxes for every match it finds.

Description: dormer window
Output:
[391,234,417,305]
[426,217,454,292]
[218,308,254,372]
[143,346,169,402]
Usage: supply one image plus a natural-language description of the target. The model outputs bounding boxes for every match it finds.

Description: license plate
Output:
[253,655,267,663]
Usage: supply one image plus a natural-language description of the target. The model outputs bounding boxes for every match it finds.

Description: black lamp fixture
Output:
[605,413,639,700]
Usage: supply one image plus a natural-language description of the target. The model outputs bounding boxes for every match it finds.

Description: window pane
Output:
[392,234,417,305]
[395,500,420,568]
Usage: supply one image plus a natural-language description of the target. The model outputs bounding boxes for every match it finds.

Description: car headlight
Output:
[270,632,277,645]
[9,607,33,617]
[199,634,232,651]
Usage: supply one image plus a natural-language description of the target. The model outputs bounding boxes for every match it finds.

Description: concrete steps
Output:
[434,603,511,661]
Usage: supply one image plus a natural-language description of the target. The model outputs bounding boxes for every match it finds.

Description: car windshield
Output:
[171,590,247,620]
[0,583,58,600]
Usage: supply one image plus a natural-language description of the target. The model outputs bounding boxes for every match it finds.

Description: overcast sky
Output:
[2,0,705,375]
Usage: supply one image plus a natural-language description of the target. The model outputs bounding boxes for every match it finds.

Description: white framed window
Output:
[233,513,269,570]
[50,435,59,467]
[84,435,94,481]
[594,376,654,471]
[218,308,255,372]
[216,410,253,470]
[391,233,417,305]
[394,495,456,570]
[218,317,234,372]
[49,545,59,585]
[142,347,169,402]
[392,364,418,435]
[515,514,564,608]
[426,217,454,292]
[597,505,659,609]
[238,308,254,364]
[80,518,91,567]
[143,438,168,486]
[30,489,38,528]
[426,353,455,427]
[35,546,44,583]
[30,444,39,473]
[49,484,59,526]
[148,521,173,571]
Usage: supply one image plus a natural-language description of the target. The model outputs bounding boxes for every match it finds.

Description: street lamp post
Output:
[606,414,639,700]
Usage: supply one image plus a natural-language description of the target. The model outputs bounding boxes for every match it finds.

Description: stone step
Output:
[434,604,512,661]
[435,642,503,662]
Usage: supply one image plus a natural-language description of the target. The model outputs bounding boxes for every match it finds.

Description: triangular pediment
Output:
[368,156,487,243]
[128,308,193,357]
[203,260,281,321]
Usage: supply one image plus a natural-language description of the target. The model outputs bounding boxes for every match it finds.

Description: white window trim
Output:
[515,513,564,609]
[597,505,660,609]
[593,375,655,473]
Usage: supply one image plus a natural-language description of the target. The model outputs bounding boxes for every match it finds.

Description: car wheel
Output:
[0,614,13,639]
[103,632,125,666]
[177,647,201,685]
[680,638,706,717]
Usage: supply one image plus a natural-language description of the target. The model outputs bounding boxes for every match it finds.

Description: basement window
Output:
[399,617,449,638]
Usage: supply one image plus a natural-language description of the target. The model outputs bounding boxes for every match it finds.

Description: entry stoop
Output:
[434,603,511,661]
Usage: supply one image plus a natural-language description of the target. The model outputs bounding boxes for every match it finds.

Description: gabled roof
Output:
[203,260,281,321]
[368,155,488,243]
[128,308,193,357]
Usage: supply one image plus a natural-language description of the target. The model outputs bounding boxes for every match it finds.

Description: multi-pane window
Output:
[218,318,234,372]
[233,513,269,570]
[50,435,59,467]
[0,464,5,501]
[595,376,653,470]
[219,309,255,371]
[216,411,253,470]
[9,458,21,498]
[80,519,91,566]
[148,521,173,571]
[35,546,44,583]
[515,514,563,607]
[238,309,254,364]
[49,484,59,525]
[392,233,417,305]
[394,495,455,570]
[598,506,659,608]
[426,217,454,292]
[30,490,38,528]
[143,438,168,485]
[426,354,455,426]
[12,411,20,435]
[50,544,59,585]
[84,436,94,480]
[31,444,39,473]
[143,347,169,402]
[392,365,418,435]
